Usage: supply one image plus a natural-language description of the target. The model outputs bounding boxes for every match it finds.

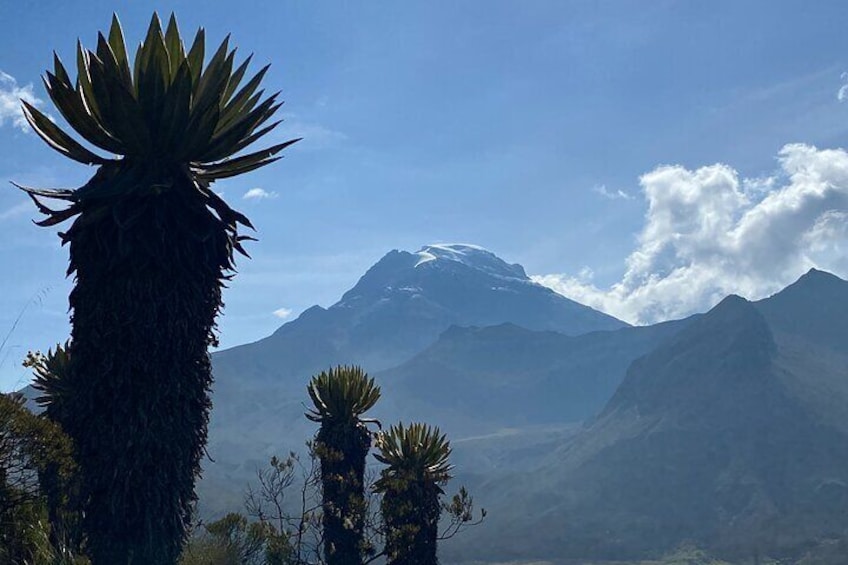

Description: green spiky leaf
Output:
[163,14,185,76]
[21,101,106,165]
[107,14,133,87]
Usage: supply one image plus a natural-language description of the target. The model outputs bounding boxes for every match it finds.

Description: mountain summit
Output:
[336,243,530,308]
[413,243,528,278]
[331,243,624,342]
[214,244,627,390]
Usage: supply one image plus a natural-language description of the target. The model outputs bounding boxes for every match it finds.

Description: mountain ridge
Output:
[456,272,848,562]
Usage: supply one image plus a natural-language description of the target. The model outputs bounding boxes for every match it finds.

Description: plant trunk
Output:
[53,171,230,564]
[316,422,370,565]
[382,480,441,565]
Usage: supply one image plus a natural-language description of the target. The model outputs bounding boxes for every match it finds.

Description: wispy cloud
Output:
[272,307,293,319]
[243,188,278,200]
[0,71,42,132]
[534,143,848,324]
[592,184,633,200]
[838,72,848,102]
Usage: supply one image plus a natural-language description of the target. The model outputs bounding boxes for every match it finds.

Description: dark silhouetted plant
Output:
[18,12,297,563]
[374,423,452,565]
[306,366,380,565]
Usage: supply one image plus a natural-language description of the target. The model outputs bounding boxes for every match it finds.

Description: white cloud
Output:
[272,307,293,319]
[243,188,278,200]
[838,72,848,102]
[0,71,43,132]
[534,143,848,324]
[741,175,777,196]
[593,184,633,200]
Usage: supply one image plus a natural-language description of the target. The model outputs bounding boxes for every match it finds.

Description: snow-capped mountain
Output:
[212,244,627,391]
[333,243,626,348]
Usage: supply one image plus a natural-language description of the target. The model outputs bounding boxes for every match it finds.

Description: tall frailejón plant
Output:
[17,13,297,564]
[306,366,381,565]
[374,423,453,565]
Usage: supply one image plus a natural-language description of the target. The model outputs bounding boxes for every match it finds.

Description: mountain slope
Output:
[202,317,696,516]
[459,275,848,563]
[376,317,694,432]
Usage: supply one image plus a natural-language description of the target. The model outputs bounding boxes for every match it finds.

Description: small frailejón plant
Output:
[306,366,381,565]
[24,343,86,560]
[17,12,297,564]
[374,423,453,565]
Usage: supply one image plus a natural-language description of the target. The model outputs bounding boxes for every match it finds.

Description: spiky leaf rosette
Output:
[307,366,380,565]
[374,423,453,492]
[306,365,382,425]
[26,342,71,414]
[374,423,453,565]
[16,13,297,564]
[17,11,299,259]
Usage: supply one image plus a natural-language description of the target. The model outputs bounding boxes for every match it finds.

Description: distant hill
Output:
[377,317,693,433]
[458,269,848,563]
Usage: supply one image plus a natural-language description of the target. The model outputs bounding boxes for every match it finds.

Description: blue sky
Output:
[2,1,848,390]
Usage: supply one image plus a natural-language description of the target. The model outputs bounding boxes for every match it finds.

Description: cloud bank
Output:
[0,71,42,132]
[534,143,848,324]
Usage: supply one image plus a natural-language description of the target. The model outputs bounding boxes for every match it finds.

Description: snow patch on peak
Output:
[413,243,527,280]
[414,243,490,267]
